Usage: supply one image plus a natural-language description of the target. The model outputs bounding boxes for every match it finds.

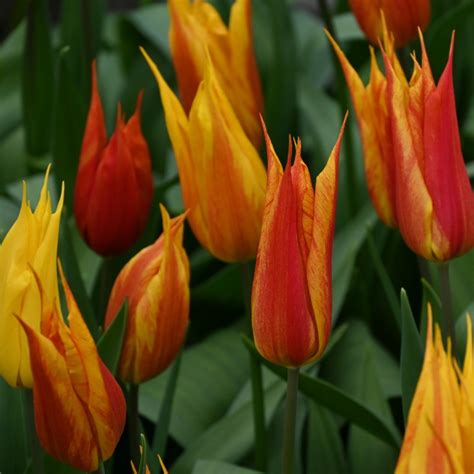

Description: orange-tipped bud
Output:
[74,62,153,256]
[349,0,430,47]
[396,308,473,473]
[142,50,266,263]
[19,267,126,472]
[169,0,263,146]
[251,117,346,368]
[385,34,474,261]
[104,205,190,384]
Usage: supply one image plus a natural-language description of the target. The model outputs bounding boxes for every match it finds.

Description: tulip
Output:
[251,117,346,367]
[348,0,430,47]
[327,26,402,227]
[142,50,266,263]
[395,308,468,473]
[169,0,263,146]
[74,62,153,256]
[0,168,64,388]
[18,266,126,472]
[104,205,189,384]
[385,34,474,261]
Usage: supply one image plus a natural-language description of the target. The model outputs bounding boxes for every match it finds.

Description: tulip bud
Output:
[142,49,266,263]
[327,25,402,227]
[251,117,346,368]
[18,267,126,472]
[0,168,64,388]
[385,34,474,261]
[396,307,466,473]
[104,205,190,384]
[349,0,430,47]
[74,62,153,256]
[169,0,263,146]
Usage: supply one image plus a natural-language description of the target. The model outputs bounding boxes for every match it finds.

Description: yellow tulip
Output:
[0,168,64,387]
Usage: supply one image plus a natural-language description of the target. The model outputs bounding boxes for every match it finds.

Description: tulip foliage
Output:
[0,0,473,473]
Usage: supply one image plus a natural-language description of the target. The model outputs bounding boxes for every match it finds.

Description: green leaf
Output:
[0,380,29,474]
[0,196,20,241]
[97,300,128,375]
[171,379,285,474]
[22,0,54,155]
[243,337,401,449]
[51,46,87,212]
[307,404,348,474]
[140,326,250,446]
[400,289,424,423]
[256,0,297,156]
[192,460,262,474]
[149,351,182,469]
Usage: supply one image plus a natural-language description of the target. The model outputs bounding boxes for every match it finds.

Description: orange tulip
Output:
[251,117,346,367]
[327,25,401,227]
[74,62,153,256]
[19,267,126,472]
[385,34,474,261]
[395,308,473,473]
[348,0,430,47]
[142,49,266,263]
[169,0,263,146]
[104,206,189,384]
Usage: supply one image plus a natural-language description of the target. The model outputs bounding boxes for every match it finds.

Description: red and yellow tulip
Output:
[169,0,263,146]
[19,267,126,472]
[0,169,64,388]
[385,34,474,261]
[74,62,153,256]
[251,118,346,367]
[327,26,401,227]
[348,0,430,47]
[396,309,473,473]
[105,206,189,384]
[142,50,266,263]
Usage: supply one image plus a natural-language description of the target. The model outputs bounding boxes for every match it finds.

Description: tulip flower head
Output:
[18,266,126,472]
[348,0,431,47]
[251,117,346,368]
[396,308,473,473]
[74,62,153,256]
[327,25,401,228]
[385,33,474,261]
[0,168,64,388]
[142,49,266,263]
[169,0,263,146]
[105,205,190,384]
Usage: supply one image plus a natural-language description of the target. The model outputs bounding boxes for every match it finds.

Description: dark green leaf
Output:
[243,336,401,449]
[400,289,424,423]
[192,460,262,474]
[97,300,128,375]
[138,434,148,474]
[22,0,54,155]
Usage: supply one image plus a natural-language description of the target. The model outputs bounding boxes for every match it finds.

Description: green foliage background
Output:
[0,0,473,473]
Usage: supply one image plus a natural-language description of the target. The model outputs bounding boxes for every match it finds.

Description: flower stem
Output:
[438,263,457,353]
[22,389,43,474]
[317,0,358,215]
[283,368,299,474]
[128,384,140,467]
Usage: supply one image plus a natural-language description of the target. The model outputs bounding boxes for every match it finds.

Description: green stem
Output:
[94,462,106,474]
[241,262,267,471]
[22,389,43,474]
[318,0,358,215]
[128,384,140,467]
[438,263,457,353]
[283,368,299,474]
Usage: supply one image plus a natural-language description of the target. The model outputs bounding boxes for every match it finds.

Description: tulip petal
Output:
[422,35,474,260]
[306,115,346,362]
